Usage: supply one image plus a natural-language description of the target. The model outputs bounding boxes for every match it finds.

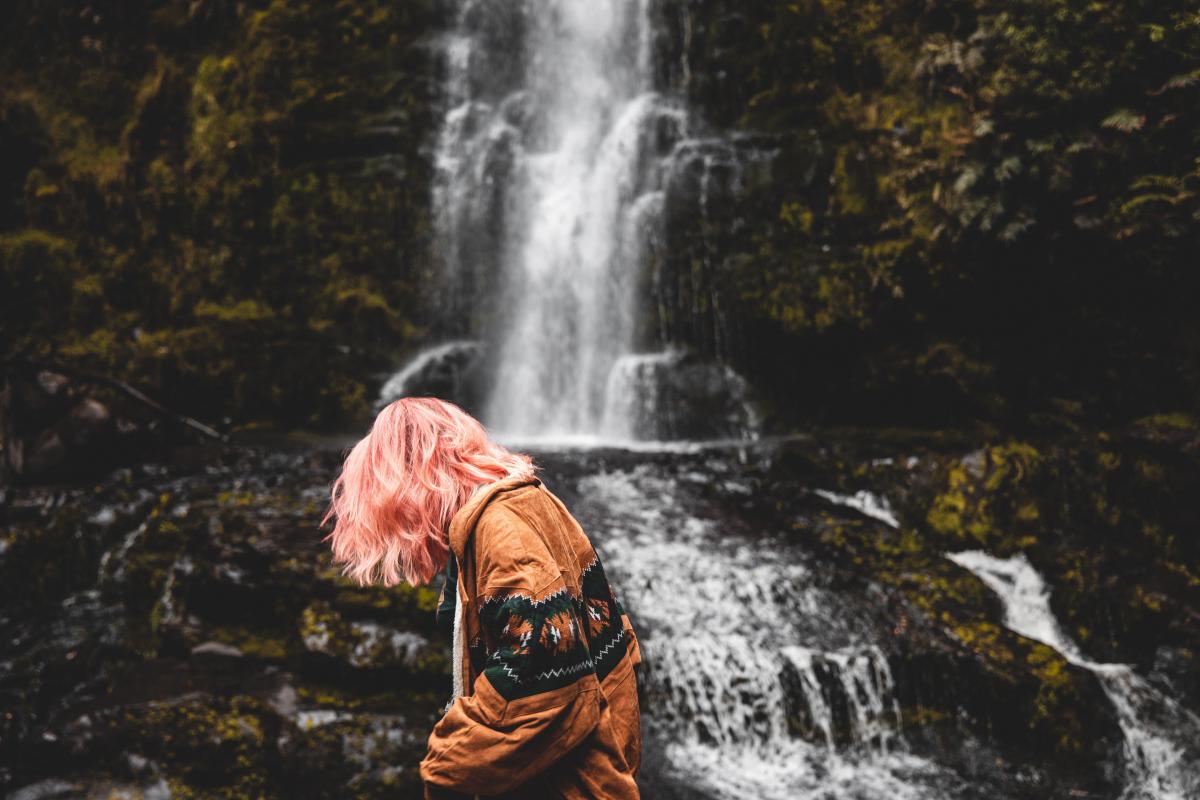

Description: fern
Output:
[1101,109,1146,133]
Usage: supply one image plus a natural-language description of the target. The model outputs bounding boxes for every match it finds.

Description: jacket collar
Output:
[447,474,542,561]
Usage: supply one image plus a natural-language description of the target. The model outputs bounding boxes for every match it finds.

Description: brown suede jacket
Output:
[420,476,644,799]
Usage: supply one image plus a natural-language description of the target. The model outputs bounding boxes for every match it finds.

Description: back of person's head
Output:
[320,397,536,587]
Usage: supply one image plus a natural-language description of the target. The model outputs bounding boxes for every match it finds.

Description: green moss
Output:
[950,621,1015,665]
[194,298,277,323]
[1132,413,1200,431]
[924,443,1048,550]
[325,568,441,616]
[210,625,290,660]
[1,0,435,429]
[97,696,275,798]
[901,705,951,728]
[1135,459,1166,482]
[1025,644,1088,752]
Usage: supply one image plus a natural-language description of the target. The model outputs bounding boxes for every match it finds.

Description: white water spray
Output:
[813,489,902,530]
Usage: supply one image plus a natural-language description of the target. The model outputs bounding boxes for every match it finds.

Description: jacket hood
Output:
[446,474,542,561]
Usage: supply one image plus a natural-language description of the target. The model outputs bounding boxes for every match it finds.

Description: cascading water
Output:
[812,488,903,530]
[375,340,481,409]
[572,461,966,799]
[403,0,761,442]
[371,5,1198,797]
[947,551,1200,800]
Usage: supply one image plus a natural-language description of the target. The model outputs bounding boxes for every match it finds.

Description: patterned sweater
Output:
[421,476,643,799]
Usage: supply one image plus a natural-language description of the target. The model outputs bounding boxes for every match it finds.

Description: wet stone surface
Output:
[1,445,446,798]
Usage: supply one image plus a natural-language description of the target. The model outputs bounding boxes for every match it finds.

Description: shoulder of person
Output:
[474,502,560,596]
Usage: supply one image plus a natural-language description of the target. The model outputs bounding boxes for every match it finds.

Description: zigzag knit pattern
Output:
[591,626,626,662]
[477,583,577,608]
[473,550,632,699]
[533,656,596,683]
[476,587,594,700]
[580,553,631,681]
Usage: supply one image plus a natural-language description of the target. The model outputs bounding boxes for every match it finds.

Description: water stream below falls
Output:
[946,551,1200,800]
[551,451,974,799]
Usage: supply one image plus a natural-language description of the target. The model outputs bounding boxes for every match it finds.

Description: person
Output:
[320,397,643,799]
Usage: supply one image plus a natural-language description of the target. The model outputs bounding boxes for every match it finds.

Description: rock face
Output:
[600,350,761,441]
[1,367,161,485]
[0,446,449,798]
[749,423,1200,795]
[375,341,486,414]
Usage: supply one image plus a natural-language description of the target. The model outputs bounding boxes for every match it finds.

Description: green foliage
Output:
[0,0,436,428]
[921,432,1200,666]
[664,0,1200,428]
[0,229,79,355]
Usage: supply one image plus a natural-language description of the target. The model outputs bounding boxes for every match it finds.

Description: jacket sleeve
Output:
[419,511,603,796]
[617,606,643,668]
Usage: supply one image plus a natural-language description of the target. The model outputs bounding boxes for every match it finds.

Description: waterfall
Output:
[946,551,1200,800]
[429,0,673,438]
[412,0,763,442]
[780,644,905,755]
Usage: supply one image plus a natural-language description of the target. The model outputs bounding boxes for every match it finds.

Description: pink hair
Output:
[320,397,537,587]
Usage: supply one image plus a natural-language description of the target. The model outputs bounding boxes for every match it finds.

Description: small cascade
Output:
[812,489,902,529]
[600,351,683,441]
[947,551,1200,800]
[781,645,904,755]
[578,464,954,799]
[375,341,481,408]
[599,350,760,442]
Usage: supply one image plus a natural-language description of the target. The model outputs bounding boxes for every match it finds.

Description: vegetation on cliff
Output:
[1,0,437,430]
[659,0,1200,429]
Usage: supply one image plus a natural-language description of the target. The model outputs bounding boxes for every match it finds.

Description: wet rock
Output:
[190,640,244,659]
[602,350,760,440]
[375,341,485,411]
[2,368,162,485]
[7,779,81,800]
[300,601,443,673]
[3,434,1197,797]
[23,397,114,477]
[0,448,447,796]
[279,710,428,797]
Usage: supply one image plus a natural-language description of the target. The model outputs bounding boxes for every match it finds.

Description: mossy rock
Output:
[300,600,446,675]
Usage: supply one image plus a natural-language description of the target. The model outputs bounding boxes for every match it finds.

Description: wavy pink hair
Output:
[320,397,537,587]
